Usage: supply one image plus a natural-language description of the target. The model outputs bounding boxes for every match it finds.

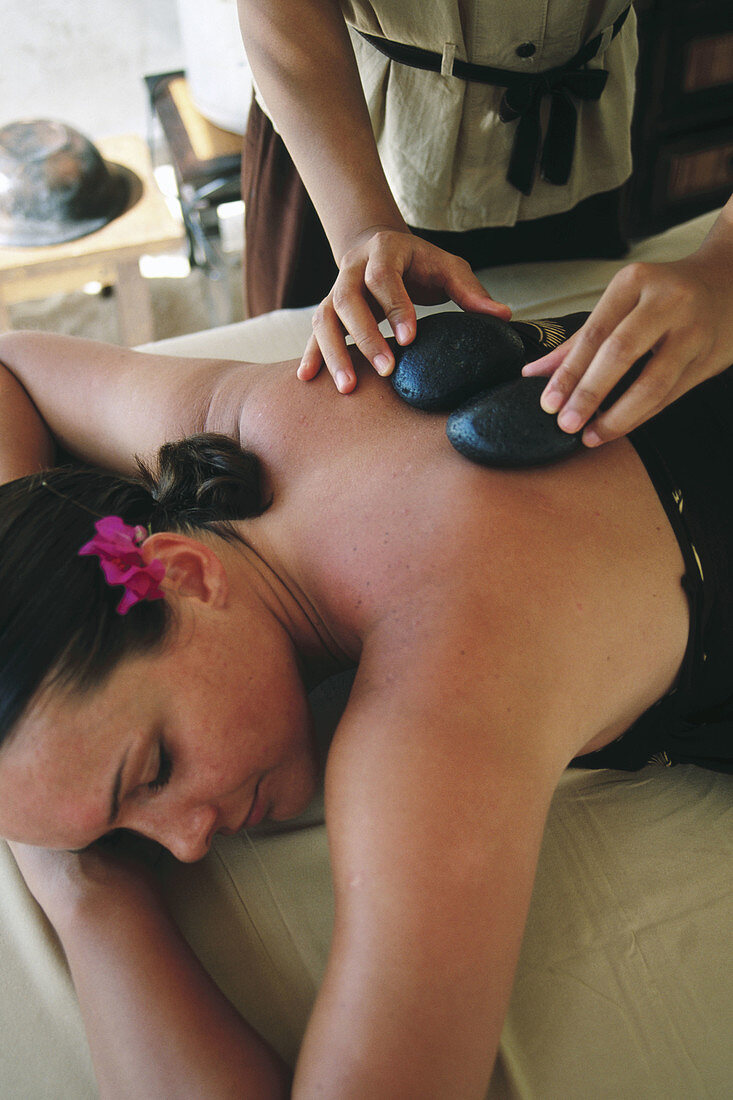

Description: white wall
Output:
[2,0,184,139]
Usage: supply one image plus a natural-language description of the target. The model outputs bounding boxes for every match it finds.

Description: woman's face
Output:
[0,603,319,862]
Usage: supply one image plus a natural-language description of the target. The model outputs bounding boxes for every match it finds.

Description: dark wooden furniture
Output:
[622,0,733,236]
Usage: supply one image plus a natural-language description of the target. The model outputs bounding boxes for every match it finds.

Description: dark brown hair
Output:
[0,433,269,741]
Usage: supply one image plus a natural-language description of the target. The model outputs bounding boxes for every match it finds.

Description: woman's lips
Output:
[243,778,267,829]
[217,780,268,837]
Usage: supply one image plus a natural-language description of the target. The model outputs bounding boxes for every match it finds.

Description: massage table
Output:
[1,209,730,1098]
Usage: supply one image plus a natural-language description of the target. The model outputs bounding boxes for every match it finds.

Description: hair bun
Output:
[139,433,270,530]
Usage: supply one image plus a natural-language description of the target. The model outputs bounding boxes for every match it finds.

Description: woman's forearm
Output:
[0,329,242,476]
[50,866,291,1099]
[238,0,407,260]
[0,342,54,483]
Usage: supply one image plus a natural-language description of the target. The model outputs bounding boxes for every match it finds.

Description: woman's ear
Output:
[140,533,229,608]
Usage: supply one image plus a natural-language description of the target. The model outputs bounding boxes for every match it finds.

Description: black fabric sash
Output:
[357,6,630,196]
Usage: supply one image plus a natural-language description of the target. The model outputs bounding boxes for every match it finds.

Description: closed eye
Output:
[148,743,172,792]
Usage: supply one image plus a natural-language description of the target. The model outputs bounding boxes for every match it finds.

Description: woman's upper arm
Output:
[294,676,563,1100]
[0,330,245,473]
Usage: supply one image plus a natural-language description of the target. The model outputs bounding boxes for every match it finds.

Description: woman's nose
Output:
[156,803,218,863]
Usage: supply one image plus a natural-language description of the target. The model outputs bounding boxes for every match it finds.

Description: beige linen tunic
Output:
[340,0,638,231]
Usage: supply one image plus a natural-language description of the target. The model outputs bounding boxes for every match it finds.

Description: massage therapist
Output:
[237,1,733,442]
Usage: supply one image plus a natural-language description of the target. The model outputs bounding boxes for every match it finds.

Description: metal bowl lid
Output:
[0,120,136,247]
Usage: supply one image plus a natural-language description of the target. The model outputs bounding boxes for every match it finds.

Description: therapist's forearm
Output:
[238,0,407,260]
[684,194,733,362]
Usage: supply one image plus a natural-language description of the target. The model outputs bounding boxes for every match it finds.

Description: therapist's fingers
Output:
[553,308,667,433]
[536,279,644,418]
[395,240,512,324]
[297,333,326,382]
[362,241,417,339]
[436,257,513,321]
[580,338,699,446]
[305,294,360,393]
[299,228,514,391]
[521,333,580,378]
[335,260,404,368]
[352,234,507,368]
[335,230,416,377]
[300,235,407,387]
[520,251,733,443]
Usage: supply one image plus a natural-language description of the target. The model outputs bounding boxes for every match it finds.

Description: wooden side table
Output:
[0,134,184,345]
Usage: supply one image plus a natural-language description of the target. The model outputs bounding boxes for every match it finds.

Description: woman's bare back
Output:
[0,328,700,1097]
[0,327,690,765]
[233,351,690,765]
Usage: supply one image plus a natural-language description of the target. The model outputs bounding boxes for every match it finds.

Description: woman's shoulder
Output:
[330,433,688,760]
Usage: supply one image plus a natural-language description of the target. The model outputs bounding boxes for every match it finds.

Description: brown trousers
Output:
[242,96,628,318]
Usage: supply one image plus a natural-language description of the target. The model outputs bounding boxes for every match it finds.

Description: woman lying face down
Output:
[0,323,726,1098]
[0,452,321,861]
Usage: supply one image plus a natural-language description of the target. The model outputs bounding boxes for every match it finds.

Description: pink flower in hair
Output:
[78,516,165,615]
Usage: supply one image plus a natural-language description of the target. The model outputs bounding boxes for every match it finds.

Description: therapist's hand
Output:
[523,252,733,446]
[298,226,512,392]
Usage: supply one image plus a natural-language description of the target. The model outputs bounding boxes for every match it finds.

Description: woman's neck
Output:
[225,534,355,690]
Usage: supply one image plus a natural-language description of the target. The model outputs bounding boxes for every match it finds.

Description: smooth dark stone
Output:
[446,377,583,468]
[392,311,526,411]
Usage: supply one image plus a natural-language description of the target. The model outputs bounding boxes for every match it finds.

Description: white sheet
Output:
[144,209,721,361]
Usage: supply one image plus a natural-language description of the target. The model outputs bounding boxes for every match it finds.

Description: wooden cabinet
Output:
[622,0,733,236]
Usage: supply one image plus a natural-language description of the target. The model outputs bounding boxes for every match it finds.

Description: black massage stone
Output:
[391,311,526,411]
[446,377,583,468]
